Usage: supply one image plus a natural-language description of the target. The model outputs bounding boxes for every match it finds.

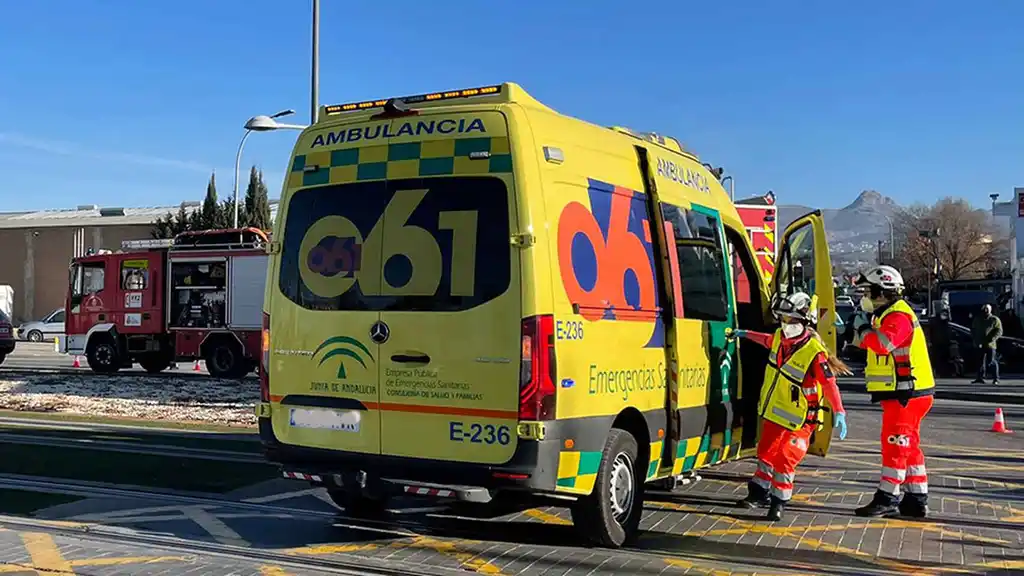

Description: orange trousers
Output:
[751,418,815,501]
[878,396,933,498]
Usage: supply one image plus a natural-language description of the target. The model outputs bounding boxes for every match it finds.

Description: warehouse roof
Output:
[0,200,280,229]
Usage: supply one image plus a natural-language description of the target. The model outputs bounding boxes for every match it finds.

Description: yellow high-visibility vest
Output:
[759,330,827,431]
[863,299,935,393]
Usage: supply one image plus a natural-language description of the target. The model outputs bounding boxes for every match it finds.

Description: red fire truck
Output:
[734,191,778,301]
[64,228,268,378]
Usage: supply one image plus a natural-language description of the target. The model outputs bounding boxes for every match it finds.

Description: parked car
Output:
[0,311,15,364]
[17,307,65,342]
[836,295,855,307]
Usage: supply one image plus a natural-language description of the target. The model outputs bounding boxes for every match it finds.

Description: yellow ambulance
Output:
[257,83,837,547]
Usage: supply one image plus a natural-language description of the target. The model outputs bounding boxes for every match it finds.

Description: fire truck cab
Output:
[65,228,268,378]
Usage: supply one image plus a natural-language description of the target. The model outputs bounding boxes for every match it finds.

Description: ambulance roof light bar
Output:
[321,85,503,117]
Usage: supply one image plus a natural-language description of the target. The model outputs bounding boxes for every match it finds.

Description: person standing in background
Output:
[971,304,1002,385]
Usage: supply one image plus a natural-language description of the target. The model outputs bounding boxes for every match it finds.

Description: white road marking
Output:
[182,505,249,546]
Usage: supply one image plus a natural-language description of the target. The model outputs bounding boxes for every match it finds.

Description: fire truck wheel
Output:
[86,337,121,374]
[205,340,246,379]
[138,352,172,374]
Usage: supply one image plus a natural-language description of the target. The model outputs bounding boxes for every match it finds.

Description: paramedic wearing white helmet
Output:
[727,292,850,521]
[851,265,936,518]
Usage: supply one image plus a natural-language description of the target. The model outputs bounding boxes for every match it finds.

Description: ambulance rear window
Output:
[278,176,512,312]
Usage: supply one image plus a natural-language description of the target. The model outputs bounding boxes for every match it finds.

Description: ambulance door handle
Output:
[391,353,430,364]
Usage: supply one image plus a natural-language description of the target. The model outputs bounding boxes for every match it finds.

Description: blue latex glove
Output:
[834,412,848,440]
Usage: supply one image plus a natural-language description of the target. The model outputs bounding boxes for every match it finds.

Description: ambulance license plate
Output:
[288,408,360,432]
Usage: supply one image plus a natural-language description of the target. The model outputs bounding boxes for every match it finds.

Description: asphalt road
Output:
[0,391,1018,575]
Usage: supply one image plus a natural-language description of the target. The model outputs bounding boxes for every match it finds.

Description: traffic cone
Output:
[991,408,1013,434]
[71,355,81,368]
[193,359,202,372]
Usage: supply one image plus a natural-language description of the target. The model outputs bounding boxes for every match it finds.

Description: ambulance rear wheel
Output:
[86,337,121,374]
[570,428,644,548]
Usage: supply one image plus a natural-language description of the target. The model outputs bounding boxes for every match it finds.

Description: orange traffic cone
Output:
[193,359,202,372]
[71,355,81,368]
[991,408,1013,434]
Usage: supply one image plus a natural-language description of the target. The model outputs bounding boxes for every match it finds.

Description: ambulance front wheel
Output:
[86,336,121,374]
[570,428,644,548]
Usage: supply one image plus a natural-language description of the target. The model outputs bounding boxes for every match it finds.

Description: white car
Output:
[836,295,855,307]
[17,308,65,342]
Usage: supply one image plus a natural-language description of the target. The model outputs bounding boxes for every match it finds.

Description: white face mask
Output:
[860,296,875,313]
[781,323,805,339]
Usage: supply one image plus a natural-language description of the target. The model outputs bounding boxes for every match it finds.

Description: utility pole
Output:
[311,0,320,124]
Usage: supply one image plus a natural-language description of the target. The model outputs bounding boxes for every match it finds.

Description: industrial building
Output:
[0,200,279,323]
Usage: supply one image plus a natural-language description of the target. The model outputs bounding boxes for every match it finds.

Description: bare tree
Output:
[892,197,1002,290]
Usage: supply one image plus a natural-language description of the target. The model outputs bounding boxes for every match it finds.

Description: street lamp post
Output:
[232,110,307,228]
[311,0,320,124]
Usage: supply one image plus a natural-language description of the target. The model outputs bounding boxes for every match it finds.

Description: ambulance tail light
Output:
[519,315,556,421]
[260,312,270,403]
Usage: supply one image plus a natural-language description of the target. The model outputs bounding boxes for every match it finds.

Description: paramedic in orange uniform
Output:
[728,292,850,521]
[851,265,935,518]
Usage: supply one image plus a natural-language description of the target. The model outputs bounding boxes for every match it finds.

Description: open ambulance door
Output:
[774,210,836,457]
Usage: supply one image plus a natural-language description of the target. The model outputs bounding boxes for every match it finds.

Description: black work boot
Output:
[766,496,786,522]
[855,490,901,518]
[898,494,929,518]
[736,481,770,509]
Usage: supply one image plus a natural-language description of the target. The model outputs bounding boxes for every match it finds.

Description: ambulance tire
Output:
[326,488,389,519]
[86,336,121,374]
[570,428,644,548]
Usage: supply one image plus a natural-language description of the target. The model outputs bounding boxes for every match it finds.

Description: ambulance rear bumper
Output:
[258,416,562,495]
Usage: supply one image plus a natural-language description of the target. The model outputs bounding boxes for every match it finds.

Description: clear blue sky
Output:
[2,1,1022,212]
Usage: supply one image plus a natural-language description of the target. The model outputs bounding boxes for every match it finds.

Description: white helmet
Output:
[856,265,905,293]
[771,291,818,324]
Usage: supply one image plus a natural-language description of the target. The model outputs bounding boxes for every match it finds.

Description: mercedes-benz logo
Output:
[369,321,390,344]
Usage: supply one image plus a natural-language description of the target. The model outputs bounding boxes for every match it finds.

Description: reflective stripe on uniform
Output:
[771,470,795,501]
[905,464,928,493]
[752,460,773,489]
[881,466,907,481]
[780,364,805,382]
[760,330,828,431]
[873,329,896,353]
[878,477,902,495]
[863,300,936,394]
[772,406,806,428]
[904,481,928,494]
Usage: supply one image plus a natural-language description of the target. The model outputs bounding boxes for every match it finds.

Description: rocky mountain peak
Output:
[844,189,896,211]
